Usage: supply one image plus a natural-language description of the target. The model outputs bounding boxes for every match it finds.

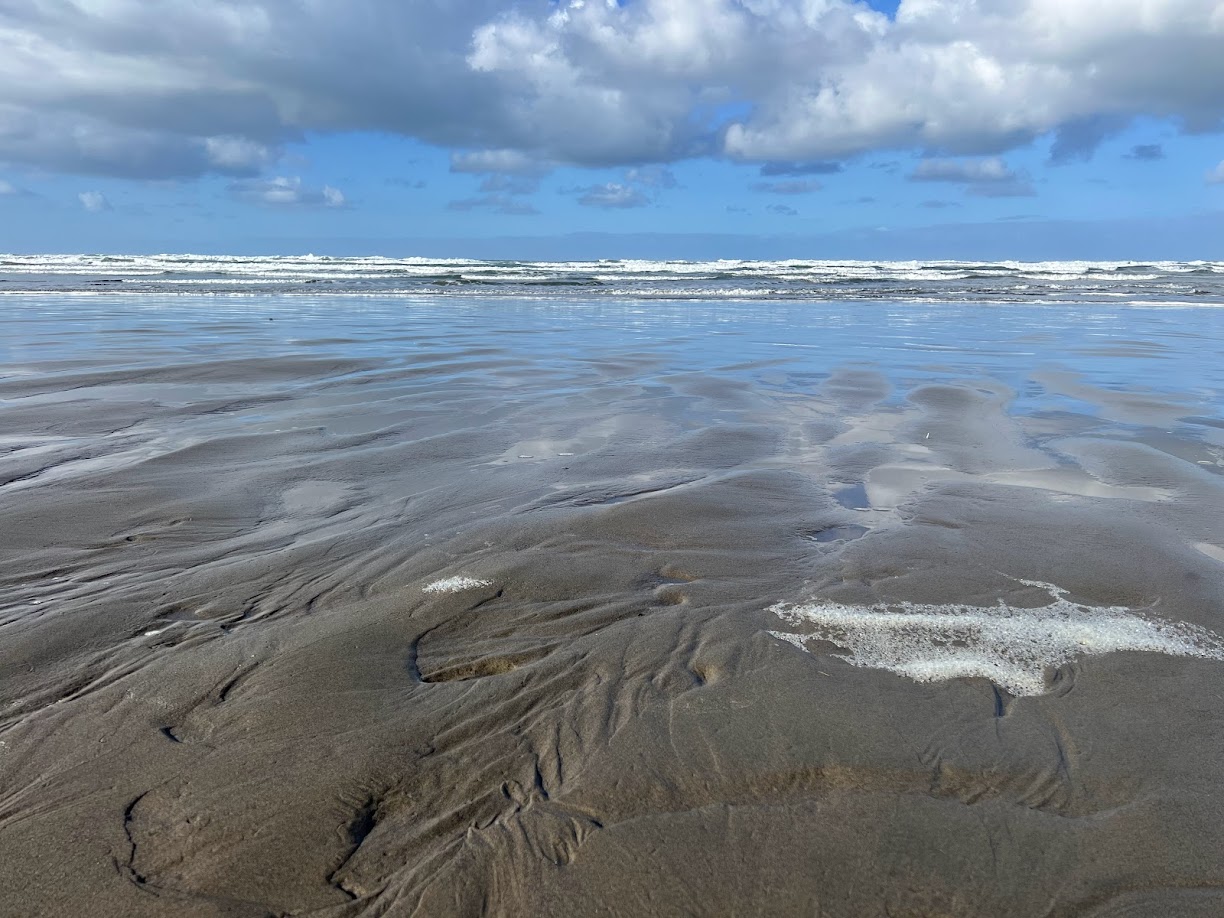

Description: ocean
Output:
[2,254,1222,304]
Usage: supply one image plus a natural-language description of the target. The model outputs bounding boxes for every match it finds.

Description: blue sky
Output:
[1,0,1222,259]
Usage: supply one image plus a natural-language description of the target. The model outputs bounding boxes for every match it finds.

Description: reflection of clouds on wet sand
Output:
[5,293,1224,916]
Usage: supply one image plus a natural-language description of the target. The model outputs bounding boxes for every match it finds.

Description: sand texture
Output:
[2,295,1224,916]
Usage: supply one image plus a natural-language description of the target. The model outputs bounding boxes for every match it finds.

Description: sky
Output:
[0,0,1222,259]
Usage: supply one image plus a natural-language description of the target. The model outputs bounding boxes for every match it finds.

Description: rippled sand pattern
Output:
[2,293,1224,916]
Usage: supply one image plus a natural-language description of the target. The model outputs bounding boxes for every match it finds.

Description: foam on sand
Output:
[769,581,1224,696]
[423,576,492,594]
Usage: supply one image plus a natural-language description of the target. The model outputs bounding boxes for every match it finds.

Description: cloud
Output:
[447,194,538,215]
[767,203,798,216]
[0,179,18,195]
[204,136,277,173]
[624,165,677,188]
[0,104,280,179]
[909,157,1036,197]
[1,1,1223,178]
[751,179,822,195]
[1208,161,1224,185]
[477,174,540,195]
[921,200,960,209]
[759,162,842,177]
[451,148,548,208]
[228,176,347,208]
[568,165,678,209]
[575,183,650,209]
[450,149,549,176]
[1126,144,1166,161]
[78,191,111,212]
[480,0,1224,164]
[1048,115,1128,164]
[910,158,1016,184]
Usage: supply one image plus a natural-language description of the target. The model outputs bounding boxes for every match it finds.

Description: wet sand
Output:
[3,295,1224,916]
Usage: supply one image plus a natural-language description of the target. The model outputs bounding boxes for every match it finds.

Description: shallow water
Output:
[3,290,1224,916]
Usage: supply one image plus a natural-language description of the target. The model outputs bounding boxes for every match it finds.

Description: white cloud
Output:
[909,157,1036,197]
[576,183,650,209]
[0,179,16,195]
[228,176,347,208]
[0,1,1221,177]
[78,190,110,212]
[450,149,548,176]
[450,151,545,207]
[204,136,276,172]
[751,179,822,195]
[624,165,678,188]
[475,0,1224,163]
[1208,161,1224,185]
[910,158,1017,184]
[568,165,679,209]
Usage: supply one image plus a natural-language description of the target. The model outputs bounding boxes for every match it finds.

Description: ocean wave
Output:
[1,255,1221,303]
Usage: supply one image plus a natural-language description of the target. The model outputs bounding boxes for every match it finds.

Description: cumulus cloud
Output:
[78,191,111,212]
[1208,161,1224,185]
[0,1,1222,178]
[567,165,679,209]
[909,157,1036,197]
[751,179,822,194]
[228,176,347,208]
[450,150,547,208]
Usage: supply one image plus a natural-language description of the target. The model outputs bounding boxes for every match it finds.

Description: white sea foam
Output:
[1,254,1219,304]
[423,576,492,594]
[769,581,1224,696]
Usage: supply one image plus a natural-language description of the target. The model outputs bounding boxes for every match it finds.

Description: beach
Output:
[3,263,1224,916]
